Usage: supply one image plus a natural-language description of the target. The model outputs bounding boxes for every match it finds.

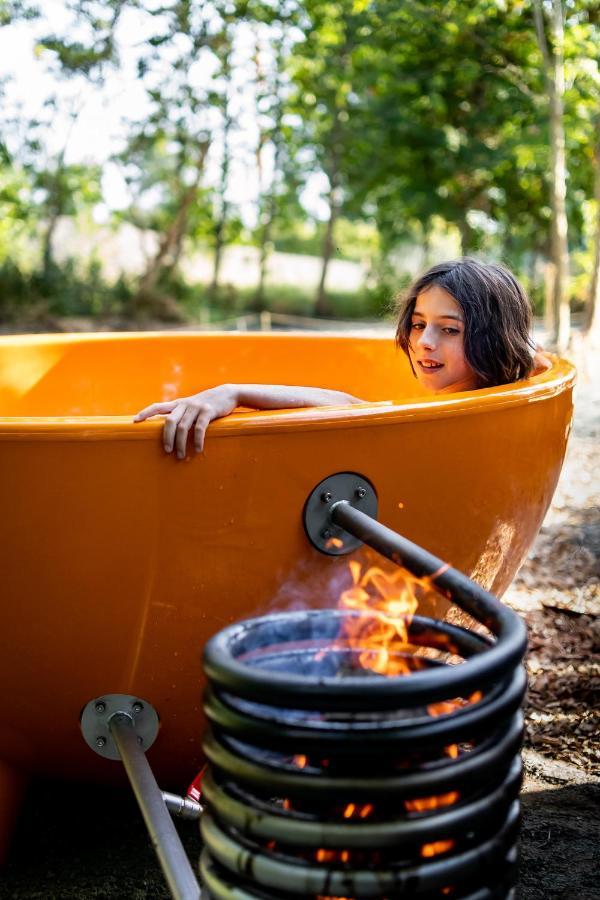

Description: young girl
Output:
[134,258,543,459]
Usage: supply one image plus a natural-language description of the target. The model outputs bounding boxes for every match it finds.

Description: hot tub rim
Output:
[0,347,575,440]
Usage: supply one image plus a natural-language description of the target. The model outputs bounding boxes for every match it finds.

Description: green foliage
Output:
[0,259,133,321]
[207,282,386,320]
[0,1,38,27]
[0,0,599,328]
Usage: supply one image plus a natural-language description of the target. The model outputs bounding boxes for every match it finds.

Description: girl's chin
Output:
[415,373,480,395]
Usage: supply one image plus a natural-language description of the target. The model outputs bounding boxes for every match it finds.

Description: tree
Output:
[207,22,235,300]
[117,1,224,314]
[583,115,600,342]
[533,0,570,352]
[252,23,288,309]
[287,0,372,315]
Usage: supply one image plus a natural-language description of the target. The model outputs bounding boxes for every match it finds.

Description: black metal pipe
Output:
[200,800,520,897]
[202,713,522,802]
[204,607,525,710]
[203,668,525,754]
[108,713,201,900]
[200,756,522,848]
[330,501,523,641]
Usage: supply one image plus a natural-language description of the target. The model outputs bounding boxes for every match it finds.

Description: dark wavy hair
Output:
[395,258,535,388]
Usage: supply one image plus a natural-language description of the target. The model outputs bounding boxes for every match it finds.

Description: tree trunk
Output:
[315,187,340,318]
[210,218,226,300]
[543,261,557,338]
[254,35,285,311]
[584,132,600,341]
[133,142,209,311]
[458,217,477,256]
[42,212,60,276]
[255,204,273,311]
[209,112,233,301]
[255,129,283,310]
[534,0,570,353]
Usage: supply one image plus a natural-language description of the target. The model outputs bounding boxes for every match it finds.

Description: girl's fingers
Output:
[133,392,228,457]
[175,405,203,459]
[133,400,178,422]
[193,410,213,454]
[164,403,188,454]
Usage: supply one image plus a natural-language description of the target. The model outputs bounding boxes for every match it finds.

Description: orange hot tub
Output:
[0,331,574,856]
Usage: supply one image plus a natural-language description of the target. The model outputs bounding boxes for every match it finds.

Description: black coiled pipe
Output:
[201,520,526,899]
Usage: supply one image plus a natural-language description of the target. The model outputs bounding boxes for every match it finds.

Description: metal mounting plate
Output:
[303,472,378,556]
[80,694,160,760]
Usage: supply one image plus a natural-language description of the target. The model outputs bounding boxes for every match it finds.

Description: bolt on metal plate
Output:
[80,694,160,760]
[303,472,378,556]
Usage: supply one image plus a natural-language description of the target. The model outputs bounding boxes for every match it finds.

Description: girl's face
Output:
[408,285,479,393]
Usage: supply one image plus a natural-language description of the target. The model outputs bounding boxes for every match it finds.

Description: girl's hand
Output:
[133,384,239,458]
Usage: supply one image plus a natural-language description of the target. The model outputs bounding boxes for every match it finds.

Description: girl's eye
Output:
[443,327,460,335]
[411,321,425,330]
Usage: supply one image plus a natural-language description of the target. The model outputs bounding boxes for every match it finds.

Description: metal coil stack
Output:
[199,598,527,900]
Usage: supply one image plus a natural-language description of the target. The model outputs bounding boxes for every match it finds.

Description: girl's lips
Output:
[417,360,444,371]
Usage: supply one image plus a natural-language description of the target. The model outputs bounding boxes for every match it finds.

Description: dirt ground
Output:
[1,347,598,899]
[505,344,600,900]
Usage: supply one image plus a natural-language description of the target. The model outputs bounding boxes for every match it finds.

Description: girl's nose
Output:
[417,325,437,350]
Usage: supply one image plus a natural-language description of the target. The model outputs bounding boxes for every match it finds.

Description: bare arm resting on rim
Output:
[133,383,365,459]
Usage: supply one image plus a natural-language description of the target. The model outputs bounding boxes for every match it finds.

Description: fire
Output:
[343,802,374,819]
[427,690,483,761]
[404,791,459,813]
[336,559,435,675]
[427,690,482,718]
[420,839,455,858]
[331,558,483,864]
[284,559,482,882]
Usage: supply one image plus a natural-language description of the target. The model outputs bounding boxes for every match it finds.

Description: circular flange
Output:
[303,472,378,556]
[80,694,160,760]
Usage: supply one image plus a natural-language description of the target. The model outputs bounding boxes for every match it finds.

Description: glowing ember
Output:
[427,690,482,718]
[342,802,374,819]
[420,839,455,858]
[404,791,459,813]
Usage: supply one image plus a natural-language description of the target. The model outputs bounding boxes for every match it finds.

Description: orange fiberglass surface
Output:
[0,331,575,858]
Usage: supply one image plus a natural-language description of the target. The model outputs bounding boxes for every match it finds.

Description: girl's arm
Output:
[133,383,365,458]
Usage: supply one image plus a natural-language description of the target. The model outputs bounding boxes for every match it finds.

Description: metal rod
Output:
[109,713,201,900]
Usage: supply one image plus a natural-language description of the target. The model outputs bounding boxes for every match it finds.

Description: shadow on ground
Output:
[1,779,196,899]
[1,777,598,898]
[519,781,600,900]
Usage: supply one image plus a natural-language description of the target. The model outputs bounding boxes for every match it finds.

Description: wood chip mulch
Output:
[505,359,599,779]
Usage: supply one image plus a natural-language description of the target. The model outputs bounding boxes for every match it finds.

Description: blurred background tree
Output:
[0,0,598,346]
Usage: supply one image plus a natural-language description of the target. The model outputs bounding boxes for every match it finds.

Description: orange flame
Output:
[291,558,481,881]
[331,558,483,864]
[336,559,436,675]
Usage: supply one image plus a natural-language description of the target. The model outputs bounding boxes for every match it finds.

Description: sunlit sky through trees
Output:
[0,0,328,225]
